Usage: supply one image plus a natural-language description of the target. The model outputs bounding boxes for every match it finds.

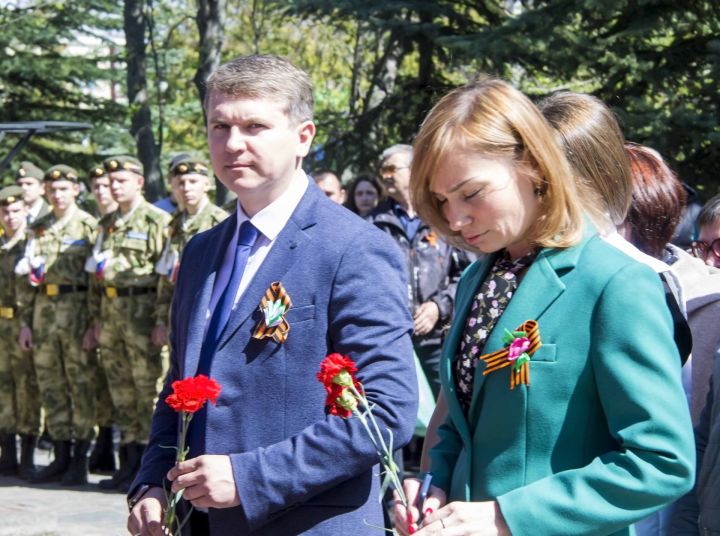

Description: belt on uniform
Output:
[43,284,89,297]
[0,306,15,319]
[104,286,155,299]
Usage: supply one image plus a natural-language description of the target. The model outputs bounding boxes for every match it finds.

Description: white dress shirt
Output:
[207,170,309,323]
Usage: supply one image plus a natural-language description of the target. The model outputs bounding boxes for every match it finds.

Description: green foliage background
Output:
[1,0,718,197]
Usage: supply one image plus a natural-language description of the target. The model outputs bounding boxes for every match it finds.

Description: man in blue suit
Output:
[127,55,417,535]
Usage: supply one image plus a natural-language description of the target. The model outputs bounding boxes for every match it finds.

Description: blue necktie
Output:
[197,219,259,374]
[189,220,258,457]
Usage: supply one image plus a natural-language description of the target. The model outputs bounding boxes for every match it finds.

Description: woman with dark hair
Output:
[620,143,688,259]
[393,79,693,536]
[344,175,383,217]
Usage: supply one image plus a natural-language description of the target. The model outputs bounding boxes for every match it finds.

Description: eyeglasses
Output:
[379,164,409,175]
[690,238,720,260]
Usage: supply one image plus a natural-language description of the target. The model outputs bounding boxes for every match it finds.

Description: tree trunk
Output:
[194,0,229,205]
[124,0,164,202]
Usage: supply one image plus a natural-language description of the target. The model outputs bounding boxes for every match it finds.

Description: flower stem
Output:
[163,411,193,535]
[349,385,407,507]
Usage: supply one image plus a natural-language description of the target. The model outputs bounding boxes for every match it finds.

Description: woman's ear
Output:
[520,151,547,197]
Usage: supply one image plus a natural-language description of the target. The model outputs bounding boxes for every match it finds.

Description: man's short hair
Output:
[381,144,413,164]
[698,194,720,228]
[312,170,341,186]
[204,55,314,124]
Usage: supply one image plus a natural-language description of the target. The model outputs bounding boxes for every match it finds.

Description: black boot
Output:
[37,425,52,451]
[18,435,37,480]
[61,440,91,486]
[88,426,116,474]
[0,434,18,476]
[117,442,145,493]
[98,443,131,490]
[30,440,72,483]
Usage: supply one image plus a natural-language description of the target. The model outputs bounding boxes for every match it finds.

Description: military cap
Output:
[168,153,209,177]
[44,164,80,183]
[102,155,144,176]
[15,161,44,182]
[0,185,25,206]
[87,164,108,181]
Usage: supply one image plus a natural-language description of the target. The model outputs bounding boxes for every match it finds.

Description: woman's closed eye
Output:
[464,188,485,200]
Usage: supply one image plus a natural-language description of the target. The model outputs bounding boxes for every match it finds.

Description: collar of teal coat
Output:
[440,225,598,456]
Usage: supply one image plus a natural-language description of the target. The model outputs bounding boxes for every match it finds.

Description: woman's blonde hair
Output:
[411,79,585,251]
[539,92,632,230]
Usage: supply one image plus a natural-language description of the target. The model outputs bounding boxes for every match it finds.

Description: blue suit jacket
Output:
[133,182,418,534]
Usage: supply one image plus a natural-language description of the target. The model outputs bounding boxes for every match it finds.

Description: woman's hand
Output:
[393,478,447,535]
[415,500,510,535]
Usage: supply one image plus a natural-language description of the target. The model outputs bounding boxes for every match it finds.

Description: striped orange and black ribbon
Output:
[479,320,541,389]
[252,282,292,343]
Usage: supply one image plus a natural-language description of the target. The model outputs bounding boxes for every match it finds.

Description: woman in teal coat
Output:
[395,79,694,535]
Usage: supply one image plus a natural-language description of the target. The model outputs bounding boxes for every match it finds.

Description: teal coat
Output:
[430,232,695,536]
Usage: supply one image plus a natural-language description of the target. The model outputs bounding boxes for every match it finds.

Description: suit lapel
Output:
[466,241,587,423]
[215,187,319,350]
[183,213,237,377]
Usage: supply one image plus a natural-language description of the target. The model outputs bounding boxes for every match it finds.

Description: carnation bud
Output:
[332,370,355,388]
[336,388,358,412]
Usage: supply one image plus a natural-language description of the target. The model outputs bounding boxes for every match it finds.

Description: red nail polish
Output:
[424,507,434,516]
[408,526,416,535]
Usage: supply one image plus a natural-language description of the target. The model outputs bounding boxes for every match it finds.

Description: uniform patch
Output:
[126,231,148,241]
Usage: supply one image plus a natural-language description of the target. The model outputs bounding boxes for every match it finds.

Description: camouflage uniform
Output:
[15,162,51,224]
[0,226,41,437]
[85,165,116,431]
[26,205,98,442]
[155,200,228,327]
[91,199,170,446]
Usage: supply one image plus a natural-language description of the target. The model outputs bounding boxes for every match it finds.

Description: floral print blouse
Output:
[454,249,538,414]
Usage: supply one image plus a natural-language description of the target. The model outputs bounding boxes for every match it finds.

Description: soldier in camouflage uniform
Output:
[15,162,51,224]
[85,156,170,492]
[0,186,41,479]
[152,155,227,345]
[83,165,119,474]
[16,165,98,486]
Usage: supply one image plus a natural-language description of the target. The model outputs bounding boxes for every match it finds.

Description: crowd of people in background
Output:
[1,54,720,536]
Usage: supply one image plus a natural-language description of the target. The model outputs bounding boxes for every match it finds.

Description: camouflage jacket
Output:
[88,199,169,315]
[155,200,228,326]
[93,199,169,286]
[0,228,36,327]
[25,206,97,288]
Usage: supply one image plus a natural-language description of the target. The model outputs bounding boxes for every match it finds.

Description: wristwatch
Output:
[127,484,152,512]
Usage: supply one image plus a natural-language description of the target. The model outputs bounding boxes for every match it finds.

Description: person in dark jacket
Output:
[367,144,473,396]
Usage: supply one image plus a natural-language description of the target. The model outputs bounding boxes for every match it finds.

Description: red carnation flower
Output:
[166,374,222,414]
[317,353,358,390]
[323,384,351,418]
[317,354,364,418]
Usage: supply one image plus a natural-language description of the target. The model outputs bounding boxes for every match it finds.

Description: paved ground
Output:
[0,449,128,536]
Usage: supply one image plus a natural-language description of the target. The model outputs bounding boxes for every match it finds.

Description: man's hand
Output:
[127,486,166,536]
[18,326,33,351]
[413,301,440,336]
[82,325,98,351]
[167,455,240,509]
[151,325,168,347]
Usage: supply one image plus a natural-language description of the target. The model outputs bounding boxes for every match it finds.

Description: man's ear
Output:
[296,120,316,158]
